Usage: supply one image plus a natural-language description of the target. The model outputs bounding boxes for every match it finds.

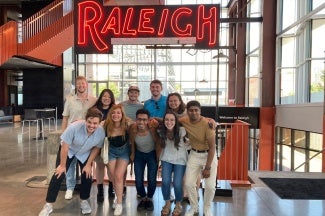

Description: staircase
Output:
[0,0,74,67]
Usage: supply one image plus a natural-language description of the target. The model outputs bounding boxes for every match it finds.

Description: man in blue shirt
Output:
[144,79,167,119]
[39,108,105,216]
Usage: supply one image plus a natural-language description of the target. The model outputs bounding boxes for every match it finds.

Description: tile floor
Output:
[0,121,325,216]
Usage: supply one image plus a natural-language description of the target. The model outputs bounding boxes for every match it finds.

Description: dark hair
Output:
[94,89,115,110]
[166,92,186,115]
[150,79,163,87]
[85,107,103,120]
[136,108,150,118]
[158,110,181,150]
[186,100,201,110]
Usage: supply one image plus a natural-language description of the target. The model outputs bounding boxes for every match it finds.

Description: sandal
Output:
[161,203,171,216]
[172,203,182,216]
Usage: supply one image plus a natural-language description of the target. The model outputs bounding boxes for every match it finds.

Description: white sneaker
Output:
[185,207,199,216]
[39,203,53,216]
[80,200,92,214]
[114,204,123,216]
[64,189,73,200]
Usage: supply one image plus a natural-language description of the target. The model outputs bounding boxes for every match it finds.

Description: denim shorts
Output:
[109,143,130,162]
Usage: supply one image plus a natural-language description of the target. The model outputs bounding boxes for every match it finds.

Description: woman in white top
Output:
[158,110,189,216]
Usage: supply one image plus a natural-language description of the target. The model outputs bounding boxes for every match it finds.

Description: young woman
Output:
[158,110,189,216]
[93,89,116,202]
[166,92,186,118]
[105,104,131,216]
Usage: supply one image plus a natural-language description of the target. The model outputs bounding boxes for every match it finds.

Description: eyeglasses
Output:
[136,118,148,122]
[155,102,160,110]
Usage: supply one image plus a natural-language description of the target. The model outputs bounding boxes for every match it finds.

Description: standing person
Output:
[159,110,189,216]
[166,92,187,118]
[166,92,201,203]
[105,104,131,216]
[179,100,217,216]
[61,76,97,200]
[38,108,105,216]
[129,109,160,212]
[119,85,143,196]
[120,85,143,121]
[93,89,116,202]
[144,79,167,119]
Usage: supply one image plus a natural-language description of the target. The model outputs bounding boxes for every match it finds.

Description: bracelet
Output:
[204,166,211,170]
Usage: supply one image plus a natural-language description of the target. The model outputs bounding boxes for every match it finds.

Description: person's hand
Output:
[55,164,66,179]
[208,118,217,129]
[148,118,159,128]
[82,164,92,179]
[130,152,135,163]
[202,167,211,178]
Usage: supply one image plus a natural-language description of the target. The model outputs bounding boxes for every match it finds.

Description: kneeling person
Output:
[39,108,105,216]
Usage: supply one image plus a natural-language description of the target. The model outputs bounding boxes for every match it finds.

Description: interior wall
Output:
[275,103,323,133]
[22,67,63,118]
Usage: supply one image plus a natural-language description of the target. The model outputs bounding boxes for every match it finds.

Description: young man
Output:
[179,100,217,216]
[129,109,160,212]
[61,76,97,200]
[144,79,167,119]
[39,108,105,216]
[120,85,143,121]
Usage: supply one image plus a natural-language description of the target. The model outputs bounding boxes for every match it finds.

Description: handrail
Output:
[294,148,325,171]
[22,0,65,41]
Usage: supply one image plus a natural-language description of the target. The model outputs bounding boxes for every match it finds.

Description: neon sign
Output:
[74,0,220,54]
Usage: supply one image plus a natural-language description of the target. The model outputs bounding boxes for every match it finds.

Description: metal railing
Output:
[217,120,250,183]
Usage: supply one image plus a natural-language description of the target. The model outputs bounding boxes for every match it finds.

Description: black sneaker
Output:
[145,199,154,211]
[137,199,147,211]
[182,197,190,204]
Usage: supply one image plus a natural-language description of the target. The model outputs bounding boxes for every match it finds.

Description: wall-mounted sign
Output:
[199,106,260,129]
[218,107,260,129]
[74,0,220,53]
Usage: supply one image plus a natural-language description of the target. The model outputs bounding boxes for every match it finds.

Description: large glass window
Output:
[276,127,322,172]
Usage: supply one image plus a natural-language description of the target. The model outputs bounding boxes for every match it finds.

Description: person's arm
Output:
[201,133,216,179]
[55,142,69,178]
[61,116,69,132]
[82,147,101,179]
[128,124,137,163]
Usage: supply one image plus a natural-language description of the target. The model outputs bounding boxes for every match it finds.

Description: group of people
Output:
[39,76,217,216]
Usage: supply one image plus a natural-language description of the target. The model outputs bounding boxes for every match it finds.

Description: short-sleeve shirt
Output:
[160,127,188,165]
[120,101,143,121]
[60,120,105,163]
[144,95,167,118]
[62,94,97,124]
[180,116,215,151]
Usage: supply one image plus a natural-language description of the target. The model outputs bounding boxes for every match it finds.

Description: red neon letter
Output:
[197,5,218,46]
[78,1,108,51]
[170,7,192,37]
[158,9,169,36]
[138,9,155,34]
[101,7,121,35]
[122,8,137,36]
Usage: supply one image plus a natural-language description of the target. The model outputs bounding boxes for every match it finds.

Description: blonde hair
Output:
[105,104,128,139]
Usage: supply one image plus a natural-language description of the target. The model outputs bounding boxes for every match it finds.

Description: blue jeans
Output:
[65,157,77,190]
[134,149,158,199]
[161,161,186,202]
